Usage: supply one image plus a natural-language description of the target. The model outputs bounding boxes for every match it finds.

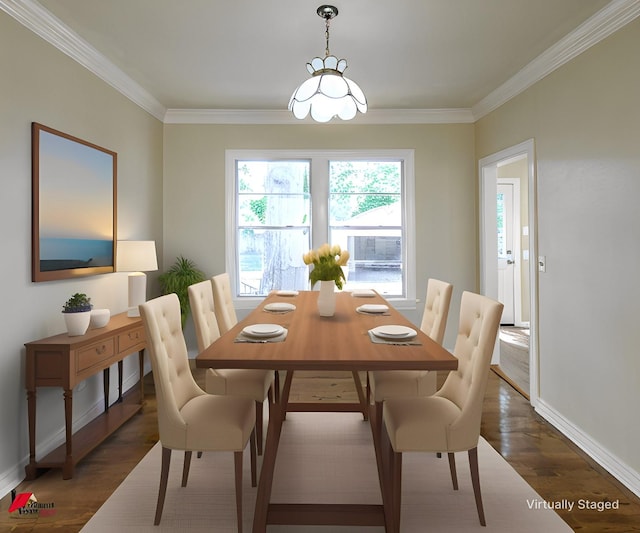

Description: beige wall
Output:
[163,123,477,345]
[0,11,163,497]
[476,17,640,477]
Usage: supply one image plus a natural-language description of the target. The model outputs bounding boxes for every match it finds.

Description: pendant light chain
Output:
[324,17,331,58]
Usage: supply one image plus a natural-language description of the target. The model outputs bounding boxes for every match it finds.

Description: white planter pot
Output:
[63,311,91,336]
[317,280,337,317]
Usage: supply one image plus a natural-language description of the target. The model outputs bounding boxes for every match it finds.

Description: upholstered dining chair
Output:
[140,293,257,531]
[368,278,453,437]
[381,291,503,530]
[188,280,275,455]
[211,272,238,335]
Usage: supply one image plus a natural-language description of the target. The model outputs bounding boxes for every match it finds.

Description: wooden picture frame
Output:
[32,123,117,282]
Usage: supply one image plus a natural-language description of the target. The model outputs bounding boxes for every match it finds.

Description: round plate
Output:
[276,290,299,296]
[371,325,417,339]
[351,289,375,298]
[242,324,285,338]
[264,302,296,312]
[357,304,389,314]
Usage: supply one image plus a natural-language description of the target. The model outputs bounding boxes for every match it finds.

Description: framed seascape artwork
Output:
[31,123,117,282]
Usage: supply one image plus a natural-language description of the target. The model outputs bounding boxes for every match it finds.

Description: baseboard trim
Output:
[535,399,640,499]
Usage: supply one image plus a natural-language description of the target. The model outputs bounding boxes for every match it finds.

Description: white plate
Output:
[242,324,285,338]
[357,304,389,314]
[264,302,296,312]
[276,290,299,296]
[351,289,376,298]
[371,325,417,339]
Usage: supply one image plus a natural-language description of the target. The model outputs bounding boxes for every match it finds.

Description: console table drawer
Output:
[118,327,144,353]
[76,339,115,372]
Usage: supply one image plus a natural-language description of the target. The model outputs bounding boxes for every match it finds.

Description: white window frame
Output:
[225,149,416,310]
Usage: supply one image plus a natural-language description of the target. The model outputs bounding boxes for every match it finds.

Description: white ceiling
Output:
[5,0,638,122]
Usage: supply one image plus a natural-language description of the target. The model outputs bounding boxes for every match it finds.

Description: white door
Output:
[497,182,515,324]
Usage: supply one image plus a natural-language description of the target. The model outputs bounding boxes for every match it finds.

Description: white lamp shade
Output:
[116,241,158,272]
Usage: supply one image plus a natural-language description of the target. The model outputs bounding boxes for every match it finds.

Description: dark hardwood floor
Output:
[1,367,639,532]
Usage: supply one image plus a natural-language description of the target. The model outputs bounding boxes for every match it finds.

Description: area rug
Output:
[81,412,570,532]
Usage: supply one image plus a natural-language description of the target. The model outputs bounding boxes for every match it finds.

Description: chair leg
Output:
[234,451,244,533]
[468,447,486,526]
[274,370,280,403]
[197,451,203,458]
[181,450,192,487]
[447,452,458,490]
[392,451,402,533]
[374,401,383,447]
[250,429,257,487]
[255,400,263,455]
[154,447,171,525]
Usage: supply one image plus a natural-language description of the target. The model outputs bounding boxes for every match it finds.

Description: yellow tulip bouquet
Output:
[302,243,350,289]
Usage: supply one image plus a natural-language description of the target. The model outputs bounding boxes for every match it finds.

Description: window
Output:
[226,150,415,309]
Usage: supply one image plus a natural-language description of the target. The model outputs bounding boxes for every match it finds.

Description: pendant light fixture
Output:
[288,5,367,123]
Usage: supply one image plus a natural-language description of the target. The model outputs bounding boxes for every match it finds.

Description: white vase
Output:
[317,280,336,317]
[90,308,111,329]
[63,311,91,336]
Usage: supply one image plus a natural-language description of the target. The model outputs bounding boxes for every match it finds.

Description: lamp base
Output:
[127,272,147,318]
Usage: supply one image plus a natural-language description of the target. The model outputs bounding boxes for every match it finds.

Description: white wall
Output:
[162,123,478,350]
[0,12,163,498]
[476,16,640,493]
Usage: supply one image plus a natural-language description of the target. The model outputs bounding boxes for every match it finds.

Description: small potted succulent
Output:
[62,292,93,336]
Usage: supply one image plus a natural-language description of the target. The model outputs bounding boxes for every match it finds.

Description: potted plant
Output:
[159,256,206,328]
[62,292,93,336]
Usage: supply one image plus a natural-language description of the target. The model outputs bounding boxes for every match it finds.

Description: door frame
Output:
[479,139,538,406]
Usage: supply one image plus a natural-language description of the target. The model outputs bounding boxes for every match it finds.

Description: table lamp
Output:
[116,240,158,317]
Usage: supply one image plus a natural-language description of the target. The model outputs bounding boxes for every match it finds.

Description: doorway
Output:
[479,139,538,405]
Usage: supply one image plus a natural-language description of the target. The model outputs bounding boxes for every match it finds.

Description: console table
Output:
[25,312,146,479]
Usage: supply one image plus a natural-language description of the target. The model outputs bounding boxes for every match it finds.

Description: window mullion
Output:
[310,156,329,249]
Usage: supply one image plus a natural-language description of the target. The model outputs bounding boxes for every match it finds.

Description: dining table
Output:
[196,289,458,533]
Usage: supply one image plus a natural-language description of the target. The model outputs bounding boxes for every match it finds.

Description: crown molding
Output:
[472,0,640,120]
[163,107,475,125]
[4,0,640,125]
[0,0,166,121]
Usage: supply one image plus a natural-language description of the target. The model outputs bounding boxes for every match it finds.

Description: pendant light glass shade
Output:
[289,5,367,123]
[289,55,367,122]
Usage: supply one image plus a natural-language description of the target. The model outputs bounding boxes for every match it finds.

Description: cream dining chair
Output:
[381,291,503,530]
[368,278,453,438]
[140,293,257,531]
[189,279,275,455]
[211,272,238,335]
[212,272,281,403]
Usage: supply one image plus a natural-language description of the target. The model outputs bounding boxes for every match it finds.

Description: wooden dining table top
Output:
[196,290,458,372]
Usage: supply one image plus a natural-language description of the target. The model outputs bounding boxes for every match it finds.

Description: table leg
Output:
[25,389,37,479]
[138,349,145,401]
[117,360,123,403]
[252,371,293,533]
[351,371,368,420]
[62,388,74,479]
[370,400,396,532]
[103,368,110,412]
